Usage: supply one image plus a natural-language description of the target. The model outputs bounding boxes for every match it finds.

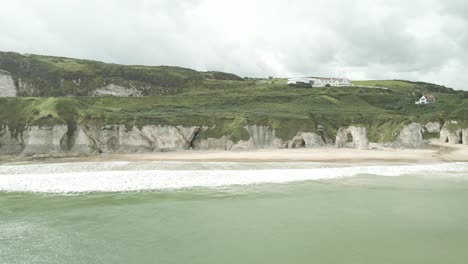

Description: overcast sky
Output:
[1,0,467,90]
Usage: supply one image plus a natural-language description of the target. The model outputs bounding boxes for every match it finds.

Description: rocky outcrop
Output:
[69,126,99,154]
[448,129,462,144]
[90,84,143,97]
[193,128,325,151]
[462,129,468,145]
[440,126,462,144]
[77,125,201,153]
[1,123,407,157]
[349,127,369,150]
[142,125,200,152]
[230,140,253,151]
[425,122,441,133]
[0,69,17,97]
[193,125,284,151]
[193,136,234,151]
[440,127,449,143]
[0,126,24,154]
[245,125,284,148]
[289,132,324,148]
[335,126,369,150]
[335,128,350,148]
[0,124,203,156]
[391,123,424,149]
[21,125,68,156]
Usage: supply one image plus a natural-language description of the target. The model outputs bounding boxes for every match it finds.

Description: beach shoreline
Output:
[1,141,467,165]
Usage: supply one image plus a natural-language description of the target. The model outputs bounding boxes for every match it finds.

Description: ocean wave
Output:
[0,162,467,193]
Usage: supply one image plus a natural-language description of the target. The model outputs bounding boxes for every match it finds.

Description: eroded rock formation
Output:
[0,124,334,156]
[335,126,369,150]
[463,129,468,145]
[288,132,324,149]
[245,125,283,148]
[0,125,23,154]
[425,122,441,133]
[440,126,462,144]
[6,122,456,157]
[193,136,234,151]
[89,84,144,97]
[392,123,424,149]
[22,125,68,156]
[0,70,17,97]
[77,125,201,153]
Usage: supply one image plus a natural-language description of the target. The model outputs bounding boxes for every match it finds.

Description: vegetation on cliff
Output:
[0,52,467,143]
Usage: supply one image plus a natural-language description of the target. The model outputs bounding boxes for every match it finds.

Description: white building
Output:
[287,78,315,86]
[287,77,351,87]
[415,95,436,105]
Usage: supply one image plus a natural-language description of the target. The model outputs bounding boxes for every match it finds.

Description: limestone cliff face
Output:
[194,125,281,151]
[0,73,148,97]
[0,124,333,156]
[289,132,324,149]
[425,122,441,133]
[89,84,144,97]
[0,70,17,97]
[440,126,462,144]
[462,129,468,145]
[0,126,23,154]
[1,122,445,157]
[245,125,283,148]
[194,126,325,151]
[0,124,202,156]
[22,125,68,156]
[73,125,201,153]
[193,136,234,151]
[69,126,99,154]
[391,123,424,149]
[335,126,369,150]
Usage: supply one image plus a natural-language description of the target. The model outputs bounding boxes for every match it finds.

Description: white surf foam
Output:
[0,162,467,193]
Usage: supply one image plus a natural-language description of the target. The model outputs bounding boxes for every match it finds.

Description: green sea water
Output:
[1,175,468,264]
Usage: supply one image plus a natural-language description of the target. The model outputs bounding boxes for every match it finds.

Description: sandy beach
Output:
[2,141,466,164]
[110,142,468,163]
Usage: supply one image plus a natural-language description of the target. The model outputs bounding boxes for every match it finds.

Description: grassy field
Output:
[352,80,413,88]
[1,81,466,142]
[0,52,467,142]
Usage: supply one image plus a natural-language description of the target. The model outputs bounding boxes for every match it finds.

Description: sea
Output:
[1,161,468,264]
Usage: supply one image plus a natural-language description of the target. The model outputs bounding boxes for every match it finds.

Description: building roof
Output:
[288,77,349,82]
[312,77,349,82]
[424,94,435,101]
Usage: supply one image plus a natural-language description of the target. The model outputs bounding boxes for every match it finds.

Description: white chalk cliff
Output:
[335,126,369,150]
[392,123,425,149]
[89,84,144,97]
[0,70,17,97]
[1,122,466,157]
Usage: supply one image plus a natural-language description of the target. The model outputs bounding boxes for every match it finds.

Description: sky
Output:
[1,0,467,90]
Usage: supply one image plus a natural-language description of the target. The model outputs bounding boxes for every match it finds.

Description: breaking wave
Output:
[0,162,467,193]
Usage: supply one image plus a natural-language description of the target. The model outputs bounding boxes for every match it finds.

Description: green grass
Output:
[0,52,467,143]
[352,80,414,88]
[1,82,465,142]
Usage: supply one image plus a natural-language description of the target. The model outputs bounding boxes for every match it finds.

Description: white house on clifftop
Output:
[415,95,436,105]
[287,77,351,87]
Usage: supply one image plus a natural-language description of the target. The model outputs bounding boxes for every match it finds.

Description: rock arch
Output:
[335,126,369,150]
[289,138,305,148]
[288,132,324,149]
[440,127,462,144]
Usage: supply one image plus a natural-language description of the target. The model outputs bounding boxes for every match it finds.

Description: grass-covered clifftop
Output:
[0,52,243,97]
[0,52,467,143]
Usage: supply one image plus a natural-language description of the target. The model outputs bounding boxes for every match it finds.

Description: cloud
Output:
[0,0,467,90]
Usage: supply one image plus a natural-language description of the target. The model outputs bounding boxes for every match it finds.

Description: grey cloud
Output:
[0,0,467,90]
